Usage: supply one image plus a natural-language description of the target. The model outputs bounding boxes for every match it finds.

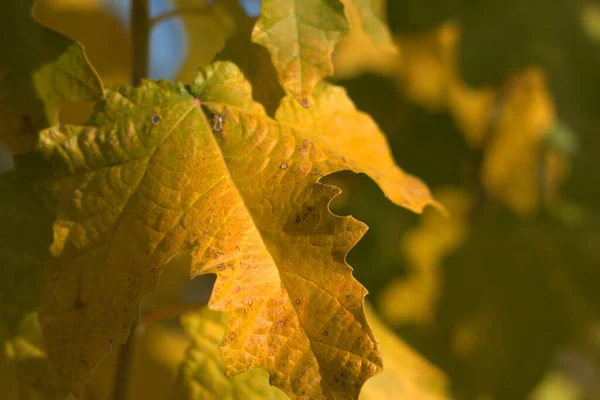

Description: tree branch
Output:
[150,5,213,27]
[131,0,149,86]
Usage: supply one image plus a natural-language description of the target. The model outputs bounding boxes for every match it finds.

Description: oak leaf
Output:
[252,0,350,104]
[16,61,438,398]
[0,0,103,153]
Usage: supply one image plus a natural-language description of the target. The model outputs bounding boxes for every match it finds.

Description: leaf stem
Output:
[109,2,150,399]
[149,5,213,27]
[131,0,149,86]
[111,321,137,400]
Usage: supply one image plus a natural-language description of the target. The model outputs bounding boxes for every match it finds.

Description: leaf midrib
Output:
[195,102,335,398]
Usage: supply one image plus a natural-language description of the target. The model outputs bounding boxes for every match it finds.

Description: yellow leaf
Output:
[175,0,241,83]
[378,187,471,327]
[16,60,438,398]
[171,307,288,399]
[348,0,396,51]
[334,0,399,78]
[173,306,450,400]
[481,67,558,216]
[34,0,130,88]
[0,0,103,153]
[361,305,449,400]
[129,323,191,400]
[392,21,571,215]
[252,0,350,104]
[394,22,459,111]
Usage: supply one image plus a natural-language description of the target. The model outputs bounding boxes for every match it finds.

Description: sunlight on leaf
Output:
[0,0,103,153]
[252,0,350,104]
[529,370,581,400]
[348,0,396,51]
[15,60,437,398]
[172,306,450,400]
[393,22,459,111]
[390,21,571,215]
[170,307,288,399]
[481,67,560,216]
[378,188,471,327]
[175,0,242,83]
[361,305,449,400]
[34,0,130,88]
[334,0,398,78]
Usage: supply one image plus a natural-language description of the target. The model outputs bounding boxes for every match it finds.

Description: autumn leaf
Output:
[252,0,350,104]
[389,22,572,215]
[360,305,449,400]
[0,174,69,399]
[346,0,396,52]
[172,306,449,400]
[34,0,130,88]
[0,0,103,153]
[15,60,438,398]
[334,0,398,78]
[481,67,561,215]
[378,187,471,327]
[175,0,248,83]
[170,307,288,399]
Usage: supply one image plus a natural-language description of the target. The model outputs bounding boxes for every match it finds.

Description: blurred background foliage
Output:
[2,0,600,399]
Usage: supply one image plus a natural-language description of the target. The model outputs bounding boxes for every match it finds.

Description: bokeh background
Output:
[3,1,600,399]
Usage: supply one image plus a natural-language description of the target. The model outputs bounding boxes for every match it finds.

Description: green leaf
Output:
[170,308,288,400]
[0,0,103,153]
[0,174,69,399]
[347,0,397,52]
[252,0,350,104]
[16,61,438,398]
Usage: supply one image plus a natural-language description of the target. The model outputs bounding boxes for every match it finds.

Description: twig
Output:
[150,6,213,27]
[111,321,138,400]
[130,0,149,86]
[110,1,150,398]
